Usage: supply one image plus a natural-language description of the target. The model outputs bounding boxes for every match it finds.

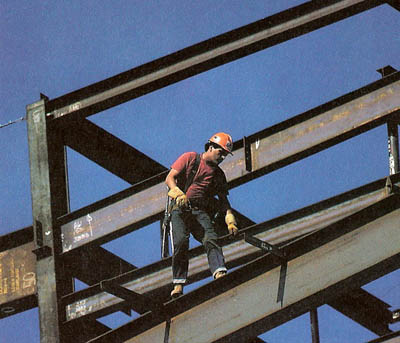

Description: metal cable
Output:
[0,116,26,129]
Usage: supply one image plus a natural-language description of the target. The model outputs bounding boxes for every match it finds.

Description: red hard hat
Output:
[208,132,233,154]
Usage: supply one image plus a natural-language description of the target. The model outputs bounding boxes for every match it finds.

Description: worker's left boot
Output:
[171,284,183,298]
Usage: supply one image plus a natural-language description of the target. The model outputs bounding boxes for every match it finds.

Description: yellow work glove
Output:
[168,186,188,208]
[225,213,238,236]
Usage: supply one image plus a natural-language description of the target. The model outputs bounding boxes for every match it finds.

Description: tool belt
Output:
[170,197,210,212]
[170,196,227,236]
[188,198,209,211]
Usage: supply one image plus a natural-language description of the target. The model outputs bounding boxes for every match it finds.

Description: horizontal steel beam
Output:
[64,246,137,286]
[367,331,400,343]
[62,318,111,343]
[87,194,400,342]
[62,174,398,323]
[62,119,167,184]
[45,0,385,123]
[0,211,249,318]
[58,72,400,253]
[328,288,393,336]
[0,227,37,318]
[0,226,33,250]
[0,227,137,317]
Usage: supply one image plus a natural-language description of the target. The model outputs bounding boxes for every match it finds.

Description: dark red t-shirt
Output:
[171,152,228,200]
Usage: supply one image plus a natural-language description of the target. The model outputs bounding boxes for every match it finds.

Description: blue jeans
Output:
[170,208,227,284]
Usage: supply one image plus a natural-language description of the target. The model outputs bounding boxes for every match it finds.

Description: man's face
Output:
[211,146,229,165]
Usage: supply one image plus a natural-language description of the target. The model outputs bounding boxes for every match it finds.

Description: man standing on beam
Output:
[165,132,239,298]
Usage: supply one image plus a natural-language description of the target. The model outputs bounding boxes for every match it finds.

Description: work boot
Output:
[170,284,183,298]
[214,271,226,279]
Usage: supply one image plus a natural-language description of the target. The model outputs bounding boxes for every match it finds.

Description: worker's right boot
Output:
[214,271,226,279]
[170,284,183,298]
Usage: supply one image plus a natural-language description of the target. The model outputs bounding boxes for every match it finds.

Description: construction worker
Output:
[165,132,239,298]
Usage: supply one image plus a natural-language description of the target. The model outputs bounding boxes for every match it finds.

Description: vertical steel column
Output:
[387,120,399,175]
[310,309,320,343]
[27,99,72,343]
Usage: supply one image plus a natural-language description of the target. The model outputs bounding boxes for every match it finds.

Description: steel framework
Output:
[1,1,400,342]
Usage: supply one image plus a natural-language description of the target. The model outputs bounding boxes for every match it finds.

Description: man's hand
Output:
[168,186,188,208]
[225,212,238,236]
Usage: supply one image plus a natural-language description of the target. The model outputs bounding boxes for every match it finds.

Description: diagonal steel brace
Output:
[244,234,286,261]
[100,279,166,319]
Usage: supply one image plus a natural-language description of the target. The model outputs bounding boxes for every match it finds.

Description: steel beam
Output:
[100,279,164,316]
[247,338,266,343]
[377,66,398,78]
[328,288,393,336]
[62,173,398,323]
[387,0,400,11]
[310,309,320,343]
[86,195,400,342]
[45,0,385,123]
[0,226,137,317]
[0,226,33,250]
[62,119,167,184]
[367,331,400,343]
[0,211,246,318]
[0,228,37,318]
[58,72,400,253]
[64,246,137,286]
[27,99,73,342]
[387,120,399,175]
[63,318,111,343]
[0,208,253,319]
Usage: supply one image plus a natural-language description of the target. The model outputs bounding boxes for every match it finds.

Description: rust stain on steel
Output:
[222,81,400,180]
[0,242,36,309]
[248,84,400,173]
[65,188,387,321]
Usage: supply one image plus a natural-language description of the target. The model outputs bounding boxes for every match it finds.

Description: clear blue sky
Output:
[1,1,399,342]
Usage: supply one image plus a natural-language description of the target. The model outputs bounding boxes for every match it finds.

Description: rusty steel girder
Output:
[62,174,398,323]
[87,195,400,342]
